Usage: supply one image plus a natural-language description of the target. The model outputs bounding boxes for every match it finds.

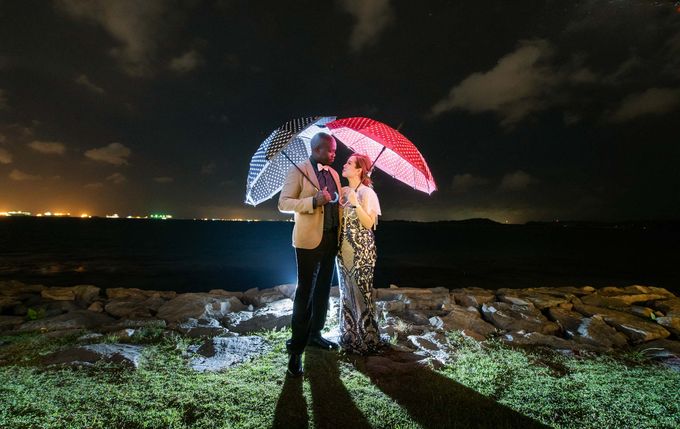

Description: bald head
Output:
[310,132,337,165]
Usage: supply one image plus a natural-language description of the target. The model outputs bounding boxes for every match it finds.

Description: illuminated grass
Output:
[0,328,678,428]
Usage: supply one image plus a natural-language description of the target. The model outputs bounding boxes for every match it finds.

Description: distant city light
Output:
[106,214,120,218]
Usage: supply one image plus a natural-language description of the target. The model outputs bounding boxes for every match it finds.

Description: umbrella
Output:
[326,117,437,194]
[245,116,335,206]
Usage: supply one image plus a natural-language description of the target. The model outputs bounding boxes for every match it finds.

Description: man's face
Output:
[314,138,337,165]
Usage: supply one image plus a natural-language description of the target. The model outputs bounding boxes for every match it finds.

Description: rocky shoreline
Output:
[1,280,679,371]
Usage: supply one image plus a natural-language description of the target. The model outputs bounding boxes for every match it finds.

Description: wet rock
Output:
[429,305,496,340]
[225,298,293,334]
[18,310,116,332]
[573,304,670,343]
[156,293,246,323]
[105,287,176,300]
[450,287,496,308]
[650,298,680,317]
[0,281,45,297]
[104,296,165,318]
[188,336,270,372]
[42,343,145,368]
[574,315,628,349]
[481,302,559,335]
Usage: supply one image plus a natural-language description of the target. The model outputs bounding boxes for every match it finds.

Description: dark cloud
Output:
[84,143,131,165]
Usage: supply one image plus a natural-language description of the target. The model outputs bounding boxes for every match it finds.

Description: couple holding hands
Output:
[278,132,386,377]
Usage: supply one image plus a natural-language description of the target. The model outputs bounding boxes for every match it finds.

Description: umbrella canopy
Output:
[245,116,335,206]
[326,117,437,194]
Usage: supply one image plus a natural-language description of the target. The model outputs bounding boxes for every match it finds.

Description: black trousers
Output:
[288,227,338,354]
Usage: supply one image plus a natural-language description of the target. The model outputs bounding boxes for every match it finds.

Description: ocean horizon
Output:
[1,217,679,294]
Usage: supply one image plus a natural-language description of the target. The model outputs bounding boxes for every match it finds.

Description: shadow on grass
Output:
[348,348,549,429]
[272,349,372,429]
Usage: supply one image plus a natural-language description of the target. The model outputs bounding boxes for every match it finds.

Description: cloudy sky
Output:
[1,0,679,222]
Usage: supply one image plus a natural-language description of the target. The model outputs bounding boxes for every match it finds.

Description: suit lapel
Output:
[303,159,321,190]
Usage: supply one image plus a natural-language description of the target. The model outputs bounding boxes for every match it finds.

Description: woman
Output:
[336,153,385,354]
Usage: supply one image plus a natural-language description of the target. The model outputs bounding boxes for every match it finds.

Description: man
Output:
[278,132,341,377]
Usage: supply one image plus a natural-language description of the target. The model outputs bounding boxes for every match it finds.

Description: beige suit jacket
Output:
[278,159,342,249]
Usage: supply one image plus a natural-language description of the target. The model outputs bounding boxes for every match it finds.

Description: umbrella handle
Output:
[329,192,339,203]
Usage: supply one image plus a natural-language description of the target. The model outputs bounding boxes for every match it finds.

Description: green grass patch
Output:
[0,329,678,428]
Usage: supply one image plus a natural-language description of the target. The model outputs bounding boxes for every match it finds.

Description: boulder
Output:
[105,287,176,300]
[207,289,245,299]
[0,280,45,297]
[429,305,496,340]
[18,310,116,332]
[104,296,166,318]
[177,318,230,338]
[41,285,101,304]
[574,315,628,349]
[547,307,584,336]
[581,292,668,307]
[650,298,680,317]
[225,298,293,334]
[573,304,670,343]
[0,315,24,331]
[88,301,104,312]
[377,300,406,313]
[656,317,680,336]
[188,336,270,372]
[450,287,496,308]
[156,293,246,323]
[497,288,570,309]
[552,286,595,296]
[102,318,166,332]
[481,302,559,335]
[42,343,145,368]
[502,331,604,352]
[242,287,287,307]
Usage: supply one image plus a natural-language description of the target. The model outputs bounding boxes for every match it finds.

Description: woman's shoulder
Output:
[359,185,378,198]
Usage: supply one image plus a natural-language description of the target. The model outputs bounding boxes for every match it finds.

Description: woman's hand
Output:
[347,189,359,206]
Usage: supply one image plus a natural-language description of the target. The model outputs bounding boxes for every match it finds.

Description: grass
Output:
[0,327,677,429]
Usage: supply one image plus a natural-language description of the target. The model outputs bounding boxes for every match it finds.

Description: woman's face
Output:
[342,156,361,179]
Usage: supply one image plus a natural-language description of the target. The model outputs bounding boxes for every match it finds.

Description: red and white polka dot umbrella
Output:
[326,117,437,194]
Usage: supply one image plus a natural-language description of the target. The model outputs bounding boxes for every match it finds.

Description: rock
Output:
[177,318,230,338]
[105,287,176,300]
[581,293,668,307]
[156,293,246,323]
[377,300,406,313]
[17,310,116,332]
[77,332,104,342]
[0,315,25,331]
[207,289,245,299]
[41,287,76,301]
[0,280,45,297]
[553,286,596,296]
[547,307,584,336]
[112,328,137,339]
[650,298,680,317]
[40,285,101,304]
[88,301,104,312]
[375,287,449,302]
[497,288,570,309]
[0,297,21,314]
[225,299,293,334]
[404,293,451,310]
[636,339,680,358]
[104,296,165,318]
[188,336,270,372]
[502,331,604,352]
[656,317,680,336]
[273,284,296,299]
[429,305,496,340]
[42,343,145,368]
[481,302,559,335]
[102,318,166,331]
[574,315,628,349]
[242,287,287,307]
[397,309,432,327]
[573,304,670,343]
[450,287,496,308]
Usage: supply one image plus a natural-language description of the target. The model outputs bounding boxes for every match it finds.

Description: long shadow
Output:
[304,348,373,429]
[348,348,550,429]
[272,374,308,429]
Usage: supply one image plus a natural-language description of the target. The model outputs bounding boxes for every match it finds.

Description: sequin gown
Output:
[336,187,384,354]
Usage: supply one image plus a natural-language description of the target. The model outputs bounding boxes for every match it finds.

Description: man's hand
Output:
[314,187,332,207]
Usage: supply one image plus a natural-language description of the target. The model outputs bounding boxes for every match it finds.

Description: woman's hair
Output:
[351,154,373,187]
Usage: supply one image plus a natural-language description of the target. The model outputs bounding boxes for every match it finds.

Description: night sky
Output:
[1,0,679,223]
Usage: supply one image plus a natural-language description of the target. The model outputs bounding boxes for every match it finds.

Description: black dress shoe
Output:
[287,353,303,377]
[308,336,339,350]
